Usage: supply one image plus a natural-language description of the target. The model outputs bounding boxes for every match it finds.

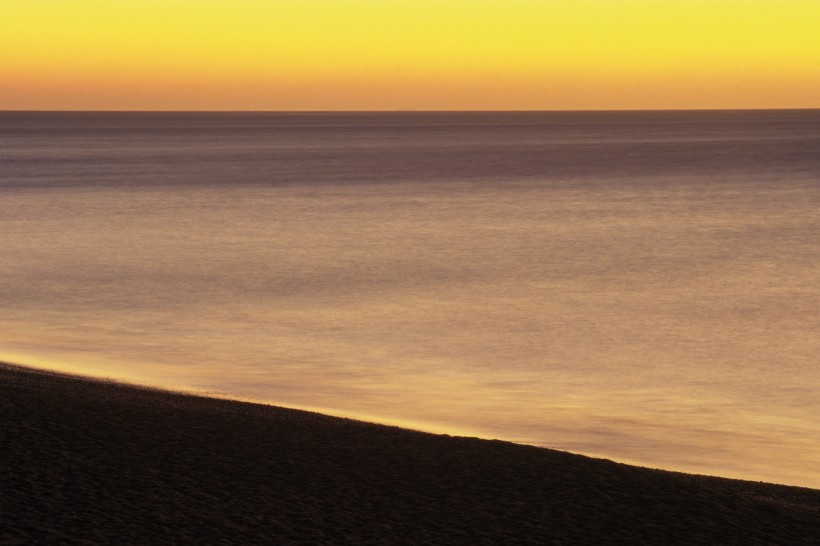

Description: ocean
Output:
[1,110,818,487]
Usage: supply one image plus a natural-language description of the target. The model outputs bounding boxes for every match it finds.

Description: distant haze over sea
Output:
[2,110,818,487]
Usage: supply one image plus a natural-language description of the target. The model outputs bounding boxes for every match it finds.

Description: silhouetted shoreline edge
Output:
[2,361,818,543]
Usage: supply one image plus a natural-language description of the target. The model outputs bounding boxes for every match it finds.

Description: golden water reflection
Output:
[1,179,818,488]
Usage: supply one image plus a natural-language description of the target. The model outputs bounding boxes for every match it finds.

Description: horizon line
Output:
[2,107,820,114]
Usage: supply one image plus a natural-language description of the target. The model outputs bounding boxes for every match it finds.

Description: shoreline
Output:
[2,360,819,543]
[5,357,815,489]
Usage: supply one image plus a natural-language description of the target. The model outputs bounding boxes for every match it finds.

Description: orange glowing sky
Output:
[2,0,819,111]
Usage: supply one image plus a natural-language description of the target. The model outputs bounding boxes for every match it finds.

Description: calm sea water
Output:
[2,111,818,487]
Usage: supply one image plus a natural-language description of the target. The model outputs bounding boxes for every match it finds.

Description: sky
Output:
[2,0,819,111]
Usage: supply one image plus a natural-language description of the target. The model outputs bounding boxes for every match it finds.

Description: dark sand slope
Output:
[1,363,819,545]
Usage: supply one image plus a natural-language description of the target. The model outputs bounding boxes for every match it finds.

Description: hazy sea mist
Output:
[2,110,818,487]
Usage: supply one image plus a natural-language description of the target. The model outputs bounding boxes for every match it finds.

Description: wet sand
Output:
[2,362,819,544]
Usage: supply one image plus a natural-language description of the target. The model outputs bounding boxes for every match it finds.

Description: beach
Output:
[4,0,820,541]
[2,362,819,544]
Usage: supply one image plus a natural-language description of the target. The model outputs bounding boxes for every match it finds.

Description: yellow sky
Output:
[2,0,819,110]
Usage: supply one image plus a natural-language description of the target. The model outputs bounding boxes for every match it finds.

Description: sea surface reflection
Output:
[1,111,818,487]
